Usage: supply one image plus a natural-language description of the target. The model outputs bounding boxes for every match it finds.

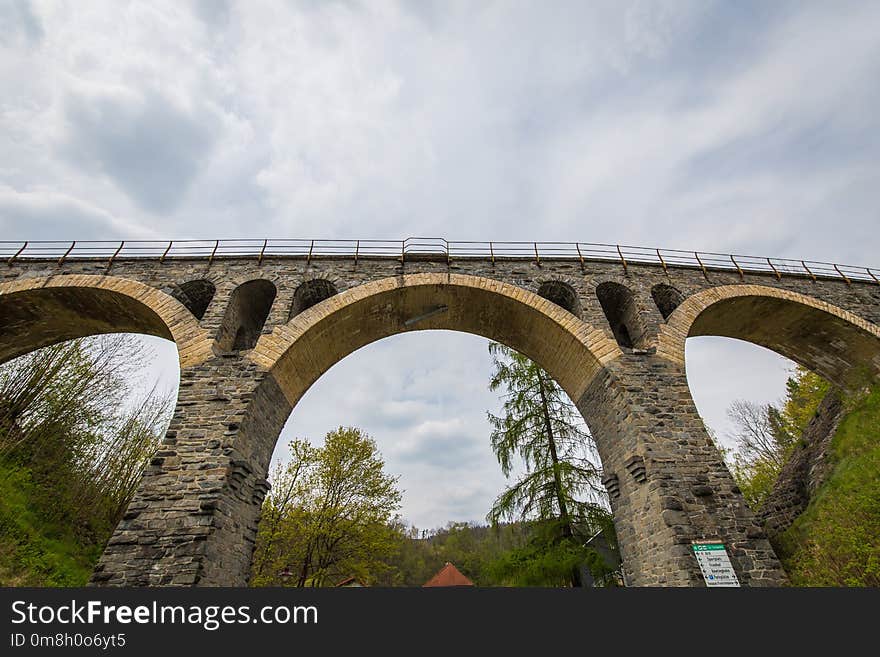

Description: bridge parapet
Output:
[3,237,879,285]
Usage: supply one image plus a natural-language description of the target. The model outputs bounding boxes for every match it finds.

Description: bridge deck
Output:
[3,237,877,285]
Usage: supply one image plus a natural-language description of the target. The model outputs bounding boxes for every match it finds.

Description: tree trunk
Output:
[537,369,582,587]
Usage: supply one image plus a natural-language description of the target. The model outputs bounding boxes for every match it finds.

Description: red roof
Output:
[423,562,475,587]
[335,576,367,587]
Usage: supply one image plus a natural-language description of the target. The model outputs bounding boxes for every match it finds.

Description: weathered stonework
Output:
[759,392,846,540]
[1,252,878,587]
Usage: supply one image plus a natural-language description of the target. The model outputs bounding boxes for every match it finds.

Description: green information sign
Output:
[692,541,740,587]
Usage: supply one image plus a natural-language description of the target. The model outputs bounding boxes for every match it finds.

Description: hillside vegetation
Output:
[2,338,877,587]
[0,337,171,586]
[725,367,880,587]
[773,384,880,586]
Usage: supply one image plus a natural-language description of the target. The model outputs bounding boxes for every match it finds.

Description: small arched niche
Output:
[537,280,581,317]
[289,279,338,320]
[171,279,216,320]
[216,279,277,352]
[651,283,684,320]
[596,281,647,350]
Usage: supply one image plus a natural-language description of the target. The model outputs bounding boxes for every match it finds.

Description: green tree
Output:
[0,335,173,584]
[781,369,830,438]
[486,518,619,587]
[251,427,403,587]
[250,440,319,584]
[485,342,613,586]
[725,367,831,510]
[384,521,532,586]
[723,367,880,586]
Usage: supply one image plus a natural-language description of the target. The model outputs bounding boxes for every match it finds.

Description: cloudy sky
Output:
[2,1,878,529]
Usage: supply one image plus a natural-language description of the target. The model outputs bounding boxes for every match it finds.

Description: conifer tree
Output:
[485,342,611,586]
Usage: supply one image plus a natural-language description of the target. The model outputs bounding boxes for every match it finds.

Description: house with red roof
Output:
[422,562,474,587]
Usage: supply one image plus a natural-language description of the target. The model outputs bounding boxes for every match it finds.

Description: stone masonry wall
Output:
[580,357,785,586]
[90,356,290,586]
[1,253,877,586]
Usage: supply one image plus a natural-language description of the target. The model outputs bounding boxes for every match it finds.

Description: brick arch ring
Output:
[656,283,880,389]
[249,272,624,407]
[0,274,214,369]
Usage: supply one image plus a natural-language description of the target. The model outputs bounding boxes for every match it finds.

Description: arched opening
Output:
[171,279,216,320]
[651,283,683,320]
[537,281,581,317]
[236,274,622,586]
[0,332,180,587]
[289,279,338,320]
[0,287,172,365]
[263,330,610,586]
[671,286,880,586]
[595,282,647,350]
[0,277,188,586]
[660,285,880,390]
[0,275,208,369]
[216,279,277,352]
[686,336,797,451]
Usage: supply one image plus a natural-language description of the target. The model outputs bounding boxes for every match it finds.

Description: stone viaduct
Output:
[1,239,878,587]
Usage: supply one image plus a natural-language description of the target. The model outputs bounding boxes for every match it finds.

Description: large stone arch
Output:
[194,273,619,583]
[0,274,214,369]
[90,272,796,588]
[656,284,880,389]
[238,273,624,498]
[250,273,622,409]
[93,272,624,587]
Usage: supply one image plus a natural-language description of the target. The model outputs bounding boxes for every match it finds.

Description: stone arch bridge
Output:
[1,239,878,587]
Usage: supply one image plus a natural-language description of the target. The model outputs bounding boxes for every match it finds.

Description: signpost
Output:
[692,541,740,587]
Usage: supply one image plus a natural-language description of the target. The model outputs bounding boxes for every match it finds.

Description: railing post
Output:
[160,240,173,263]
[617,245,628,274]
[354,240,360,266]
[106,241,125,272]
[730,255,744,280]
[307,239,314,266]
[489,241,495,266]
[833,264,851,286]
[656,248,668,275]
[767,257,781,280]
[694,252,709,281]
[867,268,880,286]
[7,241,27,266]
[208,239,219,266]
[58,241,76,266]
[576,243,585,271]
[257,239,267,266]
[801,261,817,282]
[534,242,541,266]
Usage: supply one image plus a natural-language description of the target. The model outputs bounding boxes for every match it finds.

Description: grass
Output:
[773,384,880,586]
[0,461,100,586]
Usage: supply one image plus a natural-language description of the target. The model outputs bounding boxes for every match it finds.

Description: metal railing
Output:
[1,238,877,285]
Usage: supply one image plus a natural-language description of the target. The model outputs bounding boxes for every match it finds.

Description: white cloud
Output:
[60,86,220,213]
[273,331,512,529]
[0,0,43,46]
[2,0,878,526]
[0,186,155,239]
